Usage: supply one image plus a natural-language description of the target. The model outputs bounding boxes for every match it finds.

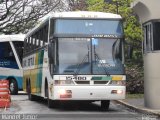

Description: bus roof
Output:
[0,34,25,42]
[25,11,122,38]
[50,11,122,19]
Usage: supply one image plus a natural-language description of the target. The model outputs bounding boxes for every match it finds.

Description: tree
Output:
[68,0,87,11]
[0,0,66,34]
[87,0,105,12]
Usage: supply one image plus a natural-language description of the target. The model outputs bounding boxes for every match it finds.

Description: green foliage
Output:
[87,0,105,12]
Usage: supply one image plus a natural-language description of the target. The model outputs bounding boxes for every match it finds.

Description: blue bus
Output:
[0,35,24,94]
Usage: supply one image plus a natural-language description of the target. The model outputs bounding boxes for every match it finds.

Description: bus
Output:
[23,11,126,110]
[0,35,24,95]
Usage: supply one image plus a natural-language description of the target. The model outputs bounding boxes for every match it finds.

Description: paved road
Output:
[0,93,157,120]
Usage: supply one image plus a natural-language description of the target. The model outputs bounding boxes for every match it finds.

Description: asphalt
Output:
[115,98,160,117]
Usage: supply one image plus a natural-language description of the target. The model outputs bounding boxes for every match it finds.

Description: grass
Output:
[126,94,144,99]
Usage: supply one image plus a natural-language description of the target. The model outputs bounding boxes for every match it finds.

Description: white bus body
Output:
[23,11,126,110]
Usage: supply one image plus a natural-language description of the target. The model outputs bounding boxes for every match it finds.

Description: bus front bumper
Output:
[51,86,126,100]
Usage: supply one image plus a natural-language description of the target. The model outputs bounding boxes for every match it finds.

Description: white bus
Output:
[0,34,24,94]
[23,11,126,110]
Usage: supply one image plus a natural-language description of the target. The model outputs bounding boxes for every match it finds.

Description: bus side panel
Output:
[15,76,23,89]
[0,74,22,90]
[23,68,31,92]
[23,54,36,93]
[23,49,45,96]
[0,69,23,89]
[36,50,44,94]
[30,52,39,94]
[41,49,51,98]
[30,69,37,93]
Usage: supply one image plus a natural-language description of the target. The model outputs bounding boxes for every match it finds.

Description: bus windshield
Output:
[0,42,19,69]
[54,19,123,37]
[53,38,124,75]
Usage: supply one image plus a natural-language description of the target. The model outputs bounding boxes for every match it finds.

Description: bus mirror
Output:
[48,42,55,61]
[48,44,52,58]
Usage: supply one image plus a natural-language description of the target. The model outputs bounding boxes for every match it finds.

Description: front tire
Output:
[48,99,55,108]
[101,100,110,111]
[9,78,18,95]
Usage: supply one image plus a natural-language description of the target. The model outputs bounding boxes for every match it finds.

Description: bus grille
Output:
[75,81,90,84]
[94,81,108,84]
[74,81,109,85]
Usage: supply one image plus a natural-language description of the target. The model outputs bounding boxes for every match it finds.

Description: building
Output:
[132,0,160,109]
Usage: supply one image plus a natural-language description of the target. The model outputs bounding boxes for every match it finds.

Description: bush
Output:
[125,61,144,94]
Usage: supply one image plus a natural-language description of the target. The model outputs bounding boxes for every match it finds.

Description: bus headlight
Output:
[111,90,123,94]
[109,80,125,86]
[59,89,66,95]
[54,80,74,85]
[59,89,72,98]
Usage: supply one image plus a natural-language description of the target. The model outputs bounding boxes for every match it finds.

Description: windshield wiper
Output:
[74,45,90,75]
[93,45,110,76]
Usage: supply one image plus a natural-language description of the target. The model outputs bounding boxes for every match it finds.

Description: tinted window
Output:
[0,42,19,69]
[52,38,124,75]
[54,19,123,37]
[153,22,160,50]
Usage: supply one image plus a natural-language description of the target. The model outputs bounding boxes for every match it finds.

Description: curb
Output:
[115,100,160,117]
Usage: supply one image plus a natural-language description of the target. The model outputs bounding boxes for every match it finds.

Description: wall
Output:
[131,0,160,23]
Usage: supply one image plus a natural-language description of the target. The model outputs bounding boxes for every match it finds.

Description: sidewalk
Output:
[116,97,160,117]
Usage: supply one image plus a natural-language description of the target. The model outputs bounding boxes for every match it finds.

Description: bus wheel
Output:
[101,100,110,111]
[48,98,55,108]
[9,78,18,95]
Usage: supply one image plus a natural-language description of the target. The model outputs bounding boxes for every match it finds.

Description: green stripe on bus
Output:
[91,76,112,81]
[36,50,44,93]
